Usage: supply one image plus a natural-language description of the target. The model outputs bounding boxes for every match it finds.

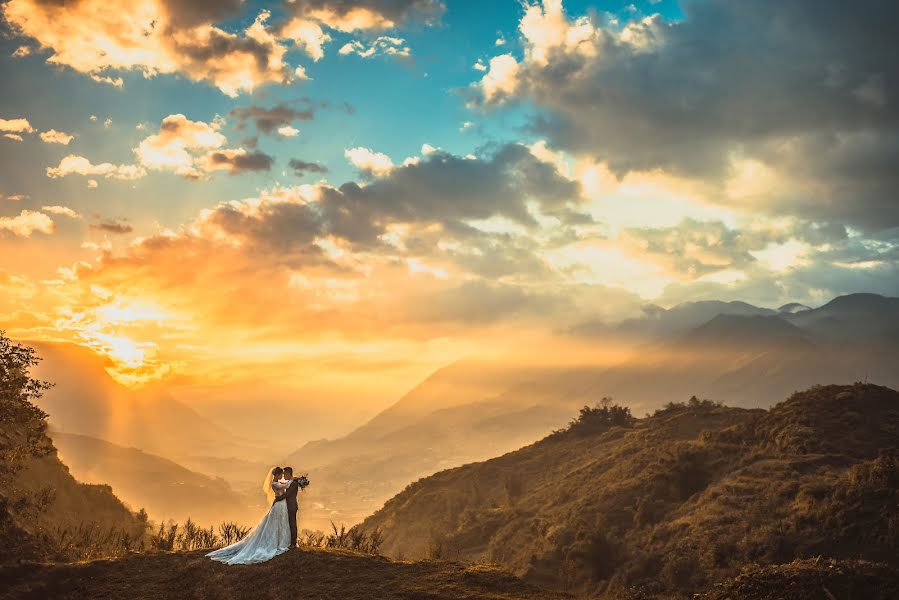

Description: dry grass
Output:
[0,547,573,600]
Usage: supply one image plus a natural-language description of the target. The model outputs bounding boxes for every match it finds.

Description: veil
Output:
[262,468,276,504]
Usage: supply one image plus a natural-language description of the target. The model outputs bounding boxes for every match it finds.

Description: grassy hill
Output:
[361,383,899,597]
[0,548,571,600]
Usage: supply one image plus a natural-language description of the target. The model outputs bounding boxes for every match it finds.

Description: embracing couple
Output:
[208,466,310,565]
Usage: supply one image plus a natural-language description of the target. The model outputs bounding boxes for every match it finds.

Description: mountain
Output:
[283,360,596,530]
[0,548,571,600]
[27,341,263,464]
[778,302,811,314]
[49,432,255,527]
[571,299,776,341]
[782,293,899,348]
[286,294,899,531]
[362,383,899,597]
[576,311,899,413]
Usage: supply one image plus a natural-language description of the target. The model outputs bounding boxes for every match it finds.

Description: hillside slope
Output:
[362,384,899,597]
[0,548,571,600]
[50,432,253,526]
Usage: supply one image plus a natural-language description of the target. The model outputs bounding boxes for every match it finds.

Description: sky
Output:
[1,0,897,398]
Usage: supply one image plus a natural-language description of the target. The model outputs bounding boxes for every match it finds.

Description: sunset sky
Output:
[1,0,897,397]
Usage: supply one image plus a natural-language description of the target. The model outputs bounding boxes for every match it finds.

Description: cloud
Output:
[46,155,146,180]
[470,0,899,230]
[279,0,443,60]
[278,125,300,137]
[338,36,410,59]
[200,148,275,174]
[91,219,134,234]
[134,113,226,178]
[40,129,75,145]
[2,2,295,96]
[0,210,54,237]
[41,205,81,219]
[620,218,789,279]
[3,134,24,142]
[345,146,395,176]
[0,117,34,133]
[230,102,316,134]
[288,159,329,177]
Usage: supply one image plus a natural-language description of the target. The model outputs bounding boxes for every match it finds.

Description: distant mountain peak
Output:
[820,292,890,310]
[778,302,811,314]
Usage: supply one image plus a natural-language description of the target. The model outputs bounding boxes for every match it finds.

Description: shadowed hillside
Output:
[0,548,572,600]
[362,384,899,598]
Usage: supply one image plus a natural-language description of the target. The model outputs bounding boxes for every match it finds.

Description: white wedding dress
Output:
[207,476,291,565]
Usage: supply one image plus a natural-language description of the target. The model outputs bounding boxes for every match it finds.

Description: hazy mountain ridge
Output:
[49,432,254,527]
[361,383,899,597]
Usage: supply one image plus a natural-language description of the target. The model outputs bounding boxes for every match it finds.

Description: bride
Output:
[207,466,291,564]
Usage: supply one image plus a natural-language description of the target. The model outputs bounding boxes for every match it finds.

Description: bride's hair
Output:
[262,467,283,504]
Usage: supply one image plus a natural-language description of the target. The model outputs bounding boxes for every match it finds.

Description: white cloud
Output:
[40,129,75,145]
[87,179,99,189]
[46,155,146,180]
[0,210,54,236]
[41,205,81,218]
[134,114,226,178]
[3,134,24,142]
[344,146,395,176]
[338,36,410,59]
[278,125,300,137]
[475,54,521,104]
[0,117,34,133]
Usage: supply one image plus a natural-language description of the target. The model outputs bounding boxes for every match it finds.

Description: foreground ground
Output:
[0,547,572,600]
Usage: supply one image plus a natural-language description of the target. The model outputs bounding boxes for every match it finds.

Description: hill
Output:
[361,384,899,597]
[696,558,899,600]
[0,548,571,600]
[49,432,254,527]
[0,334,147,564]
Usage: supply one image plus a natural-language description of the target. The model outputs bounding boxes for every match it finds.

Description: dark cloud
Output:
[288,159,329,177]
[485,0,899,230]
[207,150,275,173]
[230,102,317,134]
[320,144,585,247]
[91,219,133,234]
[161,0,243,27]
[284,0,445,26]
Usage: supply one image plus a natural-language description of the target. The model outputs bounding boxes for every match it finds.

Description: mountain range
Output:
[285,293,899,530]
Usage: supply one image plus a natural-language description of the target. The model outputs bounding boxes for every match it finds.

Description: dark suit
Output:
[284,478,300,547]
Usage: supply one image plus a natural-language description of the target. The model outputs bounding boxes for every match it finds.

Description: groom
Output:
[281,466,301,548]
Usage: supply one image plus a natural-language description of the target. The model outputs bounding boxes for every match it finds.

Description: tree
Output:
[0,331,54,484]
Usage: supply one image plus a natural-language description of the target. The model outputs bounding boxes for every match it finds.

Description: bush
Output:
[558,399,635,437]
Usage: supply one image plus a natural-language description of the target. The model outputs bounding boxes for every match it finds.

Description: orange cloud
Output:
[2,1,294,96]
